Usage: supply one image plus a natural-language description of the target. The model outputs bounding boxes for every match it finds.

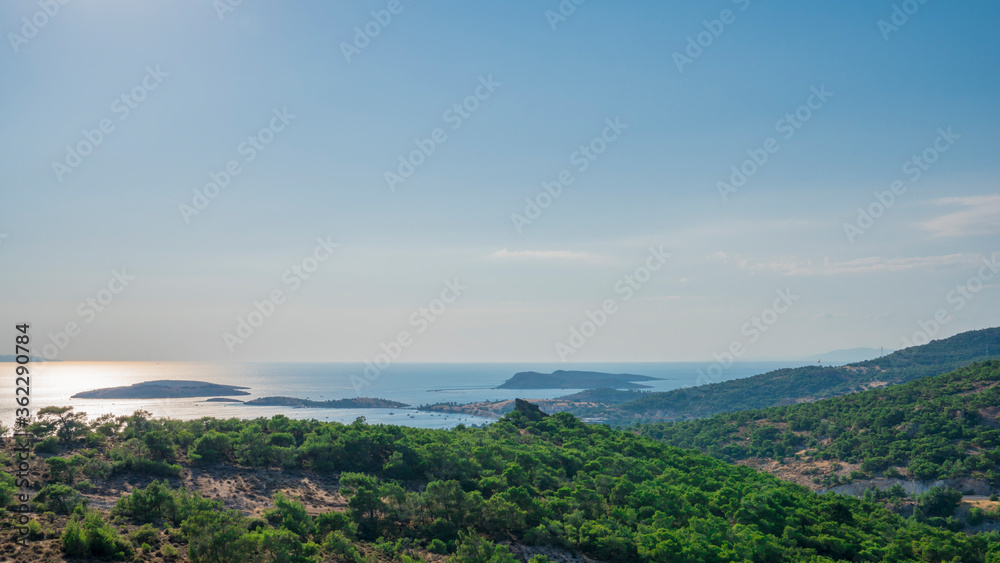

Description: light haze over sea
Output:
[3,361,808,429]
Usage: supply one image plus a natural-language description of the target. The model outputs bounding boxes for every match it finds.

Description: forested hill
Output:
[587,327,1000,423]
[855,327,1000,371]
[9,405,1000,561]
[638,360,1000,489]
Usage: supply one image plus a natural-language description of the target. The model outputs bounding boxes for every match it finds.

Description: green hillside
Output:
[9,404,1000,562]
[638,360,1000,486]
[590,327,1000,423]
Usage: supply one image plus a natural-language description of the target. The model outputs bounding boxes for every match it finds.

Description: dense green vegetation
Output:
[591,327,1000,423]
[637,360,1000,486]
[4,400,1000,561]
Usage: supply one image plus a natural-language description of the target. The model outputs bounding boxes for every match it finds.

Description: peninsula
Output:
[242,396,410,409]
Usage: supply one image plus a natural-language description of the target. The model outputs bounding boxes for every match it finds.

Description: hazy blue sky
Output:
[1,0,998,362]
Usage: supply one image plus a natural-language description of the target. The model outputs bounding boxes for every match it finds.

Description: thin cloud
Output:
[491,248,595,261]
[712,253,979,276]
[815,311,850,320]
[920,195,1000,237]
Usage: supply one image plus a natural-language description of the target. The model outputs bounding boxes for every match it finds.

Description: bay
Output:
[0,361,807,429]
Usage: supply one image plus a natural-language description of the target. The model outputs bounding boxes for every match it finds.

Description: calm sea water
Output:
[0,361,807,429]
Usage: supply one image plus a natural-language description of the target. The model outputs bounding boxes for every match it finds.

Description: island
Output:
[496,370,662,390]
[241,396,410,409]
[72,380,251,399]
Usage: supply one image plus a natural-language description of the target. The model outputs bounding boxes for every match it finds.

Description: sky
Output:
[1,0,998,363]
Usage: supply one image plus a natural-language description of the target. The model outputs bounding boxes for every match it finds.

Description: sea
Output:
[0,361,808,429]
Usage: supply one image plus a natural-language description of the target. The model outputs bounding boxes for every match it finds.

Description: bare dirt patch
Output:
[182,465,346,516]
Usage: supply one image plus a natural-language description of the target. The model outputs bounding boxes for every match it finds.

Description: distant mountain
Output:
[496,370,661,390]
[580,326,1000,423]
[72,380,250,399]
[798,347,892,365]
[0,355,57,362]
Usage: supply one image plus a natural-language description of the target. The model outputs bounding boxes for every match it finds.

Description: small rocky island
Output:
[72,380,251,399]
[496,370,662,390]
[242,397,410,409]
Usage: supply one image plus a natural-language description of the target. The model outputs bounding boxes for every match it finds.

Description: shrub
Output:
[182,509,257,563]
[114,480,222,527]
[375,536,401,557]
[143,430,178,462]
[34,436,59,454]
[323,531,364,563]
[968,506,986,526]
[130,523,160,547]
[34,484,87,515]
[917,486,963,519]
[0,472,15,506]
[262,492,315,538]
[428,538,449,554]
[114,480,175,523]
[62,507,134,560]
[887,483,907,499]
[454,530,518,563]
[110,439,182,477]
[244,527,322,563]
[85,432,107,448]
[45,456,83,484]
[189,431,231,464]
[130,458,182,477]
[315,510,355,539]
[82,458,113,480]
[27,519,43,539]
[269,432,296,448]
